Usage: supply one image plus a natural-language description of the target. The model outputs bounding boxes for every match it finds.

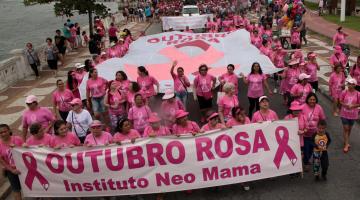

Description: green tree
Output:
[24,0,110,35]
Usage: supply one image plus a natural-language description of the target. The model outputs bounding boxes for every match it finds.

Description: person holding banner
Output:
[113,118,141,143]
[302,93,326,170]
[193,64,216,122]
[284,101,306,150]
[252,96,279,123]
[128,93,152,135]
[226,106,251,127]
[143,113,171,137]
[200,112,226,132]
[172,110,201,135]
[25,123,52,147]
[218,82,239,124]
[84,120,113,147]
[50,120,81,148]
[0,124,23,200]
[171,60,191,107]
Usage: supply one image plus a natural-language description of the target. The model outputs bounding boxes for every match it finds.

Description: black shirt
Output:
[54,35,66,48]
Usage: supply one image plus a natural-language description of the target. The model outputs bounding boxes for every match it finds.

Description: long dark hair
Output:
[88,68,97,79]
[53,120,67,136]
[138,66,149,76]
[116,118,131,133]
[84,59,92,72]
[67,71,78,90]
[250,62,263,74]
[130,81,140,93]
[116,71,128,80]
[0,124,12,136]
[305,92,318,105]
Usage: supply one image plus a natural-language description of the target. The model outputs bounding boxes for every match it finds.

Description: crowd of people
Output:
[1,0,360,199]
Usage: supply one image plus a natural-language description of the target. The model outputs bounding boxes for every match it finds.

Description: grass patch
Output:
[304,1,319,11]
[322,14,360,32]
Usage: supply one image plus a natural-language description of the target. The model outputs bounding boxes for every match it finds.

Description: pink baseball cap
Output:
[346,78,357,85]
[207,112,219,121]
[69,98,82,105]
[289,101,304,111]
[25,95,38,104]
[288,58,300,66]
[175,110,189,119]
[298,73,310,80]
[90,120,103,127]
[148,113,161,123]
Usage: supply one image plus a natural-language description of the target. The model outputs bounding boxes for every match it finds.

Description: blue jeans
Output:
[175,91,187,109]
[303,137,314,165]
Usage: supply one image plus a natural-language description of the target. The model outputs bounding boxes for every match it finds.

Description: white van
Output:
[182,5,200,16]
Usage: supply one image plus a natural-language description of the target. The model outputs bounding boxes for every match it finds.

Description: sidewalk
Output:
[304,11,360,48]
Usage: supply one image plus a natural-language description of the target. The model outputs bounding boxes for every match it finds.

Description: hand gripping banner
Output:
[13,120,301,197]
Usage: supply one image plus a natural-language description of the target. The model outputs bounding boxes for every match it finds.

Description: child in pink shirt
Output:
[329,64,345,116]
[128,94,152,134]
[161,89,185,128]
[84,120,113,146]
[226,106,251,127]
[200,112,226,132]
[113,119,141,143]
[305,52,320,91]
[137,66,159,99]
[172,110,200,136]
[252,96,279,123]
[50,120,81,148]
[25,123,52,147]
[143,113,171,137]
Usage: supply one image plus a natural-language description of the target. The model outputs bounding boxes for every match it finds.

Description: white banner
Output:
[161,15,213,31]
[13,120,301,197]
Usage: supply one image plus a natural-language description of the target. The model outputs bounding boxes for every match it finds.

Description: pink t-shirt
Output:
[172,74,190,93]
[284,114,306,147]
[52,89,74,112]
[113,129,141,142]
[114,80,131,92]
[50,132,81,148]
[284,67,301,92]
[301,104,326,136]
[260,45,272,57]
[290,83,313,105]
[251,36,262,48]
[339,90,360,119]
[137,76,159,98]
[84,131,113,146]
[219,73,239,94]
[251,109,279,123]
[0,136,23,169]
[201,123,225,132]
[218,95,239,120]
[247,74,266,98]
[22,107,55,129]
[305,63,319,82]
[350,66,360,85]
[333,33,346,46]
[194,74,215,99]
[128,105,152,133]
[75,71,86,84]
[143,126,171,137]
[161,99,185,123]
[226,117,251,126]
[291,31,300,45]
[86,77,108,98]
[329,72,345,99]
[108,27,118,37]
[172,121,200,135]
[107,91,126,115]
[273,53,285,68]
[330,53,347,68]
[26,133,52,146]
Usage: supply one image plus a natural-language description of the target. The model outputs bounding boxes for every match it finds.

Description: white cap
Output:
[74,63,82,68]
[346,78,357,85]
[259,96,269,103]
[76,64,85,69]
[298,73,311,81]
[162,89,175,100]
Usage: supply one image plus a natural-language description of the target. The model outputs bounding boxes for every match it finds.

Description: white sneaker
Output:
[273,88,278,94]
[243,185,250,191]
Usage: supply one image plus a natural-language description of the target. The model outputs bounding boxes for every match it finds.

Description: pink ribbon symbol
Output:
[273,126,297,169]
[22,152,50,191]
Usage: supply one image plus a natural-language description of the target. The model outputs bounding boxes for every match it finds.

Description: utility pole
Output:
[340,0,346,22]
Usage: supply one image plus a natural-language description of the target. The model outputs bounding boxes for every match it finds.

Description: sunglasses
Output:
[91,125,102,129]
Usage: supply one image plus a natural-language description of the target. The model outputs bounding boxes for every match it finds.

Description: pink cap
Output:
[69,98,82,105]
[175,110,189,119]
[299,62,306,66]
[346,78,357,85]
[288,58,300,65]
[25,95,38,104]
[298,73,310,80]
[334,45,342,51]
[148,113,161,123]
[289,101,303,111]
[90,120,103,127]
[207,112,219,121]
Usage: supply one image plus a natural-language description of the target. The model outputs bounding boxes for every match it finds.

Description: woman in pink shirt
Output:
[171,60,190,106]
[284,101,306,151]
[332,27,348,47]
[172,110,200,136]
[241,62,272,118]
[161,89,185,129]
[219,64,239,95]
[218,82,239,124]
[226,106,251,127]
[251,29,262,49]
[50,120,81,148]
[86,68,108,121]
[137,66,159,103]
[281,59,302,106]
[114,71,131,93]
[302,93,326,166]
[84,120,113,146]
[200,112,226,132]
[305,52,320,91]
[25,123,52,147]
[329,64,345,116]
[128,94,152,134]
[329,46,347,70]
[350,56,360,91]
[22,95,55,140]
[0,124,23,200]
[290,73,313,105]
[339,78,360,153]
[193,64,216,121]
[290,26,301,49]
[260,40,272,58]
[113,118,141,144]
[143,113,171,137]
[251,96,279,123]
[127,82,144,109]
[74,63,87,84]
[104,81,127,133]
[53,79,74,121]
